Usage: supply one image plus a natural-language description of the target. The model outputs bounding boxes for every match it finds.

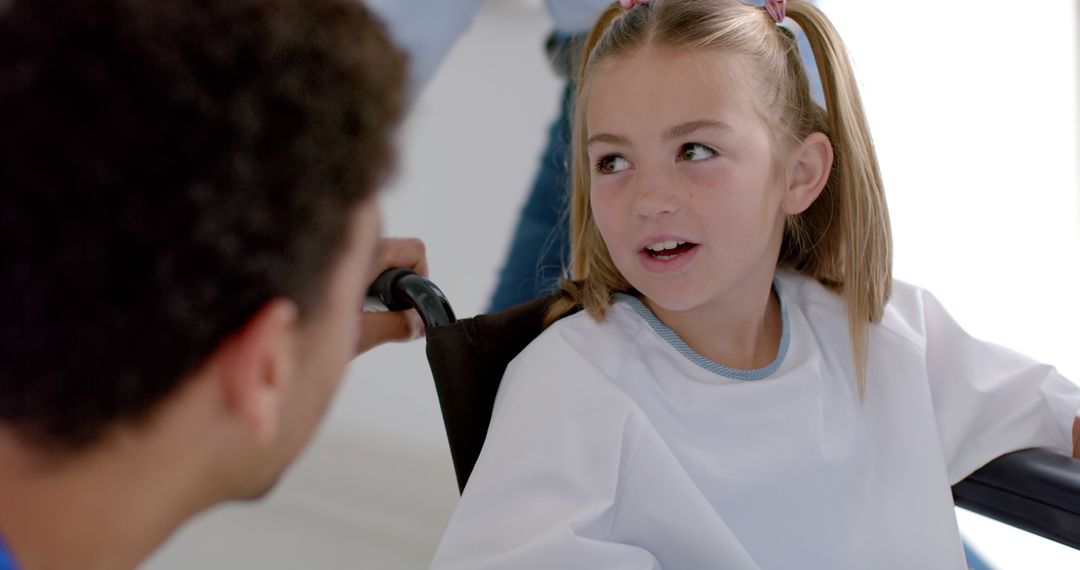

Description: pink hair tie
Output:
[619,0,650,9]
[764,0,787,23]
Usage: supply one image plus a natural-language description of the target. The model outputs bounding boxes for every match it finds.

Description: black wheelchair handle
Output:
[369,268,457,329]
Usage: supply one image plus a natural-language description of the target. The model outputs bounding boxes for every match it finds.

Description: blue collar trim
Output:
[614,279,789,381]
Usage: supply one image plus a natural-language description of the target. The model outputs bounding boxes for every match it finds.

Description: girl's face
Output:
[586,46,789,315]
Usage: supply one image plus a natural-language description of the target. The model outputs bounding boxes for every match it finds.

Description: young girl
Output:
[431,1,1080,568]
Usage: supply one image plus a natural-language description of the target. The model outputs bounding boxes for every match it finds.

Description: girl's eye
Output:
[595,155,631,174]
[678,143,717,162]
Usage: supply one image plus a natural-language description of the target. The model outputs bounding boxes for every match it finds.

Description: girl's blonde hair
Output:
[547,0,892,395]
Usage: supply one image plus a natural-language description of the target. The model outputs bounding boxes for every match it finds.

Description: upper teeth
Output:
[646,240,685,252]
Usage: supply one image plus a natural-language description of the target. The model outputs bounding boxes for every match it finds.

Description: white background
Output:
[146,1,1080,568]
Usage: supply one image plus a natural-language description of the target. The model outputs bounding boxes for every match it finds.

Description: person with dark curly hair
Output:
[0,0,424,567]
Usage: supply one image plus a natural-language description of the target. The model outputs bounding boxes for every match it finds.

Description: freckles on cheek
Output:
[684,165,732,198]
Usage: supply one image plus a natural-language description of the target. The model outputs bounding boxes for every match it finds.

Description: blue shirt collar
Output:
[613,277,790,381]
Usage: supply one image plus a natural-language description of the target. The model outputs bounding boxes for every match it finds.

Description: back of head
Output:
[0,0,406,449]
[556,0,891,393]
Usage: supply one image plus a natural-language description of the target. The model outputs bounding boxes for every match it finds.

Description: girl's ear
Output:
[781,132,833,215]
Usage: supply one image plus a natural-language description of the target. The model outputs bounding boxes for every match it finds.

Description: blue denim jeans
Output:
[487,81,574,312]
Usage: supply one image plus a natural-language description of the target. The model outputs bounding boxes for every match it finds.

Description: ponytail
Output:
[545,1,642,326]
[786,2,892,396]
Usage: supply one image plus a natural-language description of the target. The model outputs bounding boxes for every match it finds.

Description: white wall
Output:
[821,0,1080,566]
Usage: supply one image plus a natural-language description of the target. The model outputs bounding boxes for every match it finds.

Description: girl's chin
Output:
[635,289,710,315]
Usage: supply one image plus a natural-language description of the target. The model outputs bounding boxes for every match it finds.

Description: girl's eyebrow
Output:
[663,119,733,141]
[587,119,733,147]
[586,132,630,147]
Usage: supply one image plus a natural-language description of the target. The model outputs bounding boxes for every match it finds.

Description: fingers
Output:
[357,236,429,355]
[356,308,425,356]
[1073,416,1080,459]
[374,237,427,278]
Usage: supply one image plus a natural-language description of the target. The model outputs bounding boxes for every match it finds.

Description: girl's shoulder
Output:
[491,303,653,430]
[775,268,939,350]
[516,301,651,382]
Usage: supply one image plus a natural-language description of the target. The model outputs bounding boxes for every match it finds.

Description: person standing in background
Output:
[365,0,609,310]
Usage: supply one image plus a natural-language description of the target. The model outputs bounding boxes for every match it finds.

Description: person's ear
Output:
[781,132,833,216]
[213,298,300,446]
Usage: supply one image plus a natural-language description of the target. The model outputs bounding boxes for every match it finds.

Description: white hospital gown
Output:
[430,269,1080,570]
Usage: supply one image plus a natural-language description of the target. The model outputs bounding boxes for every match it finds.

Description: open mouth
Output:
[642,240,699,261]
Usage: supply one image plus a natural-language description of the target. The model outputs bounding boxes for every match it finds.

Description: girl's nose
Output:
[632,171,680,218]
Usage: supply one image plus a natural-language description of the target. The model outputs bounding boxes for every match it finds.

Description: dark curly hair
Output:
[0,0,407,449]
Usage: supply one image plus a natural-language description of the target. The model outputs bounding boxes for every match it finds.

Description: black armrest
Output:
[952,448,1080,549]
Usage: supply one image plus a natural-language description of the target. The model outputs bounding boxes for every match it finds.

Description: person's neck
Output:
[0,421,223,570]
[645,269,781,370]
